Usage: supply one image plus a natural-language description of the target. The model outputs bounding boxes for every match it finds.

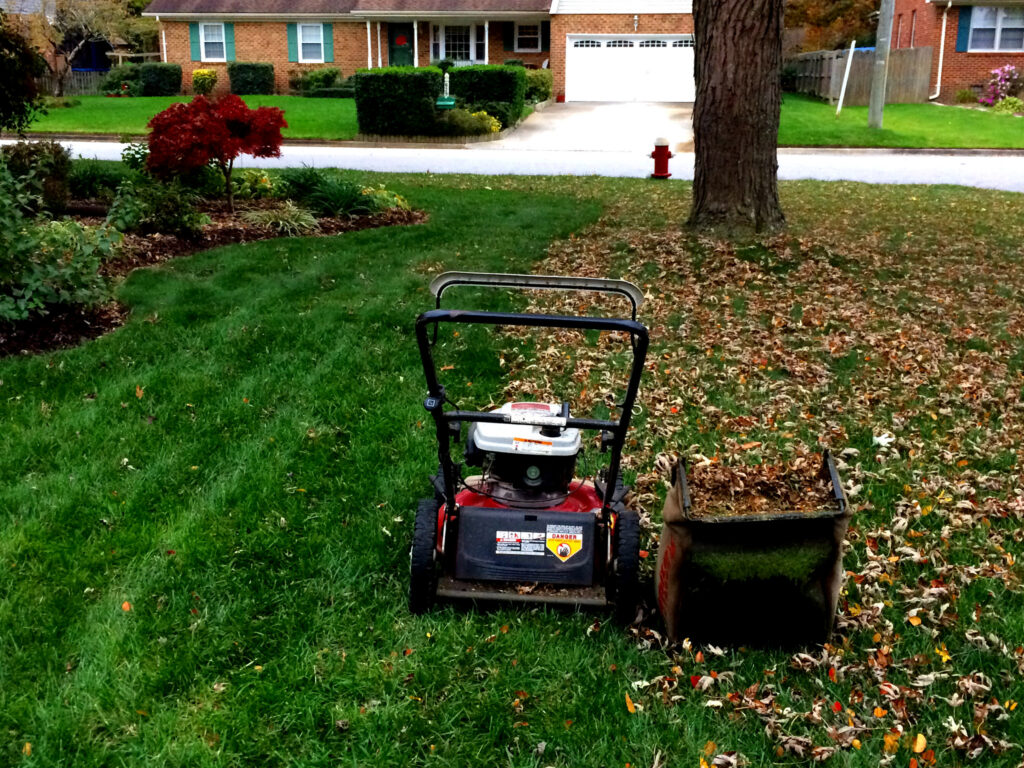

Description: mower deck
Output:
[436,576,608,607]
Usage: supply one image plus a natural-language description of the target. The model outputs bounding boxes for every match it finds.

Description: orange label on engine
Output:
[546,524,583,562]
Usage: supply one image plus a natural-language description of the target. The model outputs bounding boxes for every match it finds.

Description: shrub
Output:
[147,94,287,210]
[0,159,113,322]
[525,69,553,102]
[68,160,133,202]
[780,61,799,92]
[228,62,275,95]
[305,177,374,217]
[120,140,149,172]
[278,166,328,200]
[107,178,209,240]
[0,17,44,134]
[503,58,525,67]
[979,64,1023,106]
[0,140,71,213]
[100,63,141,95]
[139,63,182,96]
[231,168,275,200]
[993,95,1024,115]
[192,69,218,95]
[437,108,499,136]
[449,65,526,127]
[308,84,354,98]
[240,201,319,235]
[955,88,977,104]
[40,96,81,109]
[352,67,443,136]
[360,184,410,212]
[292,67,341,93]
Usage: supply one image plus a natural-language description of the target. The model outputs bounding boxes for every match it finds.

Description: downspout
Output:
[930,0,952,100]
[366,21,372,68]
[158,16,167,62]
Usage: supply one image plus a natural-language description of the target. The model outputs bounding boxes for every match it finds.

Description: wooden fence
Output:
[36,70,106,96]
[788,46,932,105]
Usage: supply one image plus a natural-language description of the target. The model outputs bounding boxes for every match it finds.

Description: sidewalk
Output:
[6,137,1024,193]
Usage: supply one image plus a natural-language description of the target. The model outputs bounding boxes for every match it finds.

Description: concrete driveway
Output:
[476,102,693,154]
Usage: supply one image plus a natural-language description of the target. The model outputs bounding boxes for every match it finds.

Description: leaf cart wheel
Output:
[608,509,641,624]
[409,498,440,614]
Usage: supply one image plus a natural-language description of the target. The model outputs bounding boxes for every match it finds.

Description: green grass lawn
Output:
[3,174,1024,766]
[780,92,1024,148]
[25,95,359,140]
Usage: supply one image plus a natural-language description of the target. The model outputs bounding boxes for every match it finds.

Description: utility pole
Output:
[868,0,895,128]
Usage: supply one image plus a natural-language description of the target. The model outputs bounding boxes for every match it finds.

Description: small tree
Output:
[0,13,44,134]
[27,0,127,97]
[146,95,287,211]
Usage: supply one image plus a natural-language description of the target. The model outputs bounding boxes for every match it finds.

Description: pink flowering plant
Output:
[979,64,1023,105]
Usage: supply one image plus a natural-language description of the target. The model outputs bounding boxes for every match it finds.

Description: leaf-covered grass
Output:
[780,93,1024,148]
[25,95,358,140]
[2,174,1024,767]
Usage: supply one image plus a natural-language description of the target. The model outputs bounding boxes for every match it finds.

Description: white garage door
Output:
[565,34,695,103]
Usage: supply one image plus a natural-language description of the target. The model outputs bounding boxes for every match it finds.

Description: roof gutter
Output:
[930,0,952,100]
[143,9,547,18]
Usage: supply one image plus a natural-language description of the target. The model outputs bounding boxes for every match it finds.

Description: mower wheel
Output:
[409,498,440,615]
[608,509,641,624]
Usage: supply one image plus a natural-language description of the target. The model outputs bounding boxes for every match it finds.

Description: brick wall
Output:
[549,14,693,97]
[161,20,371,94]
[890,0,1024,101]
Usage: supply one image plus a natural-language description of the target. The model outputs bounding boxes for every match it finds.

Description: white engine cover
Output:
[471,402,581,457]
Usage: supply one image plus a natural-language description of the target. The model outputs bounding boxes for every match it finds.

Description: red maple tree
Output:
[146,94,287,211]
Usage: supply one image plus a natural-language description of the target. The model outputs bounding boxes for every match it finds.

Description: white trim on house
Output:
[969,5,1024,51]
[199,21,226,62]
[429,22,488,63]
[514,21,541,51]
[555,0,692,14]
[297,21,325,62]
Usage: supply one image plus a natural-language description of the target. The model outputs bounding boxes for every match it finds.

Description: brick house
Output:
[142,0,696,101]
[891,0,1024,100]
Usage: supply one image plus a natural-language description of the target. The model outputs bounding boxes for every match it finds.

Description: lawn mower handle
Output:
[416,308,649,522]
[430,272,645,321]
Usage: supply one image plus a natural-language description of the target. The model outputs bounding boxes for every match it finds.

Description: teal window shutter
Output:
[189,22,200,61]
[323,23,333,62]
[955,6,972,52]
[503,22,514,51]
[541,21,550,51]
[224,22,236,61]
[287,22,298,62]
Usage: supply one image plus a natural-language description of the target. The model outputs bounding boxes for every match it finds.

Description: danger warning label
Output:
[496,531,546,556]
[546,524,584,562]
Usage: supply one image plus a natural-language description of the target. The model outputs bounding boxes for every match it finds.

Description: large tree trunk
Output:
[688,0,786,235]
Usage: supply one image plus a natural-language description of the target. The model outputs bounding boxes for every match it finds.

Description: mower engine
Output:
[464,402,581,505]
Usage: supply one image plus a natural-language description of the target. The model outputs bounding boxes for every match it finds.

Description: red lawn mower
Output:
[409,272,649,622]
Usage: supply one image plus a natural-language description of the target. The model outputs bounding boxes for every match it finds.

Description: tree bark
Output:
[688,0,786,235]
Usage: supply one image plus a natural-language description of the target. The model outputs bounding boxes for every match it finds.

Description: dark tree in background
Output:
[0,13,43,135]
[688,0,786,235]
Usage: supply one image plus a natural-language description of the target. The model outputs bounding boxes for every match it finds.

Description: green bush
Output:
[993,95,1024,114]
[438,108,500,136]
[120,140,149,172]
[955,88,977,104]
[0,140,71,213]
[192,68,218,95]
[0,159,114,322]
[228,62,275,95]
[278,166,328,200]
[305,177,374,217]
[352,67,443,135]
[291,67,341,93]
[525,69,553,102]
[107,179,209,240]
[231,168,275,200]
[139,63,182,96]
[68,160,133,202]
[360,184,410,212]
[40,96,81,109]
[100,63,141,95]
[503,59,525,67]
[781,61,799,92]
[449,65,526,127]
[240,201,319,235]
[308,84,354,98]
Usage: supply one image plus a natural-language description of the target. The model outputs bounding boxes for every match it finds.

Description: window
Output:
[607,40,634,48]
[639,39,666,47]
[200,23,225,62]
[515,23,541,52]
[672,38,694,48]
[573,39,601,47]
[299,23,324,63]
[970,6,1024,51]
[430,24,487,62]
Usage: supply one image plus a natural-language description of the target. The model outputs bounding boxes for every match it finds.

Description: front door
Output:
[389,23,414,66]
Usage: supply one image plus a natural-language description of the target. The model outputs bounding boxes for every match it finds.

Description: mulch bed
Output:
[1,202,427,358]
[684,453,836,518]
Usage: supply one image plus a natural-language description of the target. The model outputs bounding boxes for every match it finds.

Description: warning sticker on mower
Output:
[546,524,584,562]
[496,531,546,556]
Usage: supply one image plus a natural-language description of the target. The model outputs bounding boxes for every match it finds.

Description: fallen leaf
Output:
[22,743,31,756]
[625,692,636,714]
[135,385,144,399]
[121,601,131,612]
[913,734,927,753]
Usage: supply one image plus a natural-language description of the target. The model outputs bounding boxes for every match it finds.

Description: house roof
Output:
[142,0,549,15]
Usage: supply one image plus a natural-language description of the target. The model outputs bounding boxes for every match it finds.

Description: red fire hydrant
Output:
[650,138,673,179]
